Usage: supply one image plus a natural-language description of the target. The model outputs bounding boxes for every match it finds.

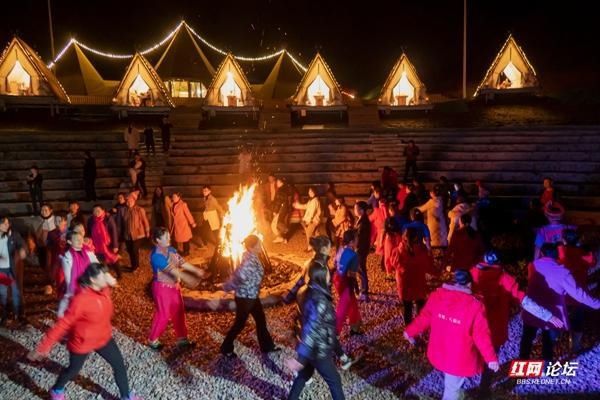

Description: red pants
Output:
[148,281,188,341]
[334,274,361,334]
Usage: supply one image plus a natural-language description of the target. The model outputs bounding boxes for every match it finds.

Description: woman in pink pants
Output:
[148,227,206,350]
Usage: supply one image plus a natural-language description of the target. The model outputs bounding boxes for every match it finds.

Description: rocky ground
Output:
[1,231,600,399]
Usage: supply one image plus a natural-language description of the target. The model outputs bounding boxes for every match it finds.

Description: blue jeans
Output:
[288,356,345,400]
[0,277,21,315]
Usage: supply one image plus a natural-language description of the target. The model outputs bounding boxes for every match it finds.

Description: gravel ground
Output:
[1,230,600,399]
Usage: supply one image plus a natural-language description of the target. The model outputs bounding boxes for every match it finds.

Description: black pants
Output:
[136,174,147,198]
[161,131,171,152]
[403,299,425,325]
[177,241,191,256]
[145,140,155,155]
[29,187,43,215]
[357,251,369,295]
[84,178,96,201]
[404,160,418,182]
[519,324,561,361]
[125,239,143,270]
[221,297,275,354]
[288,356,345,400]
[53,338,130,398]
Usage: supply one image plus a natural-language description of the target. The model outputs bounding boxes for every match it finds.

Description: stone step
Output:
[172,137,373,147]
[0,133,123,142]
[373,143,600,152]
[377,151,600,162]
[372,135,600,144]
[168,144,372,156]
[164,161,378,175]
[164,171,379,186]
[0,188,120,203]
[0,177,126,194]
[0,151,130,161]
[0,159,130,170]
[167,152,377,166]
[0,142,128,151]
[380,161,600,174]
[0,168,128,182]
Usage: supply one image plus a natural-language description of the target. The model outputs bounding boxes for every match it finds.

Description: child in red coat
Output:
[391,227,433,325]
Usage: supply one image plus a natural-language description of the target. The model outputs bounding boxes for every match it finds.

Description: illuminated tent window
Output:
[128,74,152,106]
[306,74,330,106]
[392,71,415,106]
[190,81,206,98]
[169,80,189,98]
[498,61,522,89]
[7,60,32,95]
[220,71,242,106]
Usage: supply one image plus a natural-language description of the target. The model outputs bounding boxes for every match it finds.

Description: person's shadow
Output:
[0,335,118,399]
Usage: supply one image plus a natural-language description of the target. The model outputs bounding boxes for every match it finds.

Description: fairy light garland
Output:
[47,20,307,70]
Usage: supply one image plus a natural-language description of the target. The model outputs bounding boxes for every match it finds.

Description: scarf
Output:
[68,247,91,294]
[91,215,118,264]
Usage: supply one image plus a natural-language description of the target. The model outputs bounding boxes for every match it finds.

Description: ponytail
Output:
[78,262,108,288]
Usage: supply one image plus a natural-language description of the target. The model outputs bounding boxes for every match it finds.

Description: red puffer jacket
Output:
[37,287,114,355]
[470,263,525,347]
[405,284,497,377]
[391,242,432,301]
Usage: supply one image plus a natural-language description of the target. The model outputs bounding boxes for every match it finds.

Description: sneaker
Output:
[50,389,66,400]
[273,237,284,244]
[124,391,143,400]
[305,377,314,386]
[340,354,354,371]
[147,340,163,351]
[176,338,196,350]
[350,328,363,336]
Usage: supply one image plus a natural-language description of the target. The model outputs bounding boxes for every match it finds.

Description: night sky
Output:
[3,0,599,97]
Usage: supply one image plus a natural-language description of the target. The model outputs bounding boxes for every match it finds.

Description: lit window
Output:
[392,71,415,106]
[170,80,189,98]
[190,81,206,98]
[6,60,31,95]
[220,72,242,106]
[306,74,330,106]
[128,74,152,106]
[502,61,522,88]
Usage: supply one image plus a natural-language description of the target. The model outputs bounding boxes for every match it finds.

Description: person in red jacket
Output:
[28,263,142,400]
[470,250,563,394]
[444,214,485,272]
[391,227,433,325]
[559,230,597,353]
[404,269,499,400]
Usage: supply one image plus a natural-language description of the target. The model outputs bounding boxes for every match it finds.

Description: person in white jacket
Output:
[58,231,98,317]
[447,196,477,242]
[293,187,322,252]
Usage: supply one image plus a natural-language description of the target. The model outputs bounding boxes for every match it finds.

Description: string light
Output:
[47,20,307,69]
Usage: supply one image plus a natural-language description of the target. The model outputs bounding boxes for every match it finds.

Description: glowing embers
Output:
[218,184,262,268]
[498,61,523,89]
[220,71,242,107]
[128,74,153,106]
[306,74,331,106]
[392,71,415,106]
[6,60,32,95]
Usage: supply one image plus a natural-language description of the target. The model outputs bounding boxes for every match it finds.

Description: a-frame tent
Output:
[292,53,344,107]
[0,36,69,103]
[54,41,114,97]
[379,53,428,106]
[155,23,215,98]
[203,53,254,107]
[259,51,303,101]
[474,34,539,97]
[113,53,173,107]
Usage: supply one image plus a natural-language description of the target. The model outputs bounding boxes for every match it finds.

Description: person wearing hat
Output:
[558,229,597,353]
[534,202,574,259]
[470,249,563,394]
[520,243,600,362]
[220,235,279,358]
[404,269,499,400]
